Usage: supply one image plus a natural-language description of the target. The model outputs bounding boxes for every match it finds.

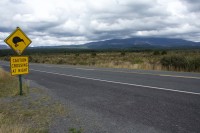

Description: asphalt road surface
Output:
[1,61,200,133]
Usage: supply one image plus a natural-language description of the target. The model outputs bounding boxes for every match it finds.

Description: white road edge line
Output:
[30,69,200,95]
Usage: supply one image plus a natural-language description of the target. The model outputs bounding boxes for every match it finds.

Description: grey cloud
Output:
[9,0,23,4]
[0,27,13,32]
[183,0,200,12]
[28,21,60,32]
[0,0,200,46]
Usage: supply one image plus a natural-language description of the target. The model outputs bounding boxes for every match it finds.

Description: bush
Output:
[160,55,200,71]
[34,58,39,63]
[29,56,33,62]
[188,57,200,71]
[132,58,143,64]
[91,52,97,57]
[120,52,126,56]
[161,51,167,55]
[75,53,80,57]
[161,55,188,70]
[3,56,10,61]
[57,59,65,64]
[153,51,160,55]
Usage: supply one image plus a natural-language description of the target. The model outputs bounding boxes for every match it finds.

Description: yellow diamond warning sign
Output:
[10,56,29,76]
[4,27,32,55]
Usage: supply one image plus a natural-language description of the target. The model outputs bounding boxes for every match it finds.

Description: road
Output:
[1,61,200,133]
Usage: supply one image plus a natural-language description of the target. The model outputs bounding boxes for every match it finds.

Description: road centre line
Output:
[75,68,95,71]
[35,65,94,71]
[30,68,200,95]
[32,64,200,80]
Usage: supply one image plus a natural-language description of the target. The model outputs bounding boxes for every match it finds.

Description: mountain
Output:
[0,45,9,49]
[81,37,200,49]
[30,37,200,50]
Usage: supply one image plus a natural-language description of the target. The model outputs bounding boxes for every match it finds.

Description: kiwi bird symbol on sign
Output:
[12,36,26,47]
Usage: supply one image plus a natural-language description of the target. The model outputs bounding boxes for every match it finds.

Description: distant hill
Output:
[31,37,200,50]
[0,45,9,49]
[81,37,200,49]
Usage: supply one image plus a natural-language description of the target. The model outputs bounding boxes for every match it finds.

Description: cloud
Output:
[183,0,200,12]
[0,0,200,46]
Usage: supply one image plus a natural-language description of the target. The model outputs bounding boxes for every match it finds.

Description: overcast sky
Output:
[0,0,200,46]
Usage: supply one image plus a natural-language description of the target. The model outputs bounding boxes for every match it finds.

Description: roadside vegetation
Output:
[1,49,200,72]
[0,68,70,133]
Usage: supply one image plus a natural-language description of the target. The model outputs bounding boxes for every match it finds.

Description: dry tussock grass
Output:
[0,68,19,97]
[0,68,69,133]
[2,50,200,72]
[0,113,29,133]
[0,124,29,133]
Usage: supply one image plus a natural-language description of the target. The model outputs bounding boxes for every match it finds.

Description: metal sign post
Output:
[4,27,32,96]
[19,75,23,95]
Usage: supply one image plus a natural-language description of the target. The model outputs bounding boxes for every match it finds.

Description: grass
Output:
[16,50,200,72]
[0,68,69,133]
[0,68,18,97]
[69,128,83,133]
[0,68,29,97]
[1,49,200,72]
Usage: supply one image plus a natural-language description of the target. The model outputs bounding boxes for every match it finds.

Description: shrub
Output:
[3,56,10,61]
[91,52,97,57]
[34,59,39,63]
[29,56,33,62]
[75,53,80,57]
[161,55,188,70]
[57,59,65,64]
[153,51,160,55]
[120,52,126,56]
[161,51,167,55]
[193,57,200,69]
[188,57,200,71]
[132,58,143,64]
[64,50,71,55]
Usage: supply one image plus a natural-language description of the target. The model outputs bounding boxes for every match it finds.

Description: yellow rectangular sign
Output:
[10,56,29,76]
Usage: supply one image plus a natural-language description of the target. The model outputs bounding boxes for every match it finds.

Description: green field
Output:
[1,48,200,72]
